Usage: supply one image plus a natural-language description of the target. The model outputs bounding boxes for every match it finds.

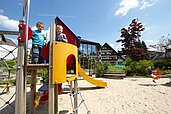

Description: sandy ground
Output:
[0,77,171,114]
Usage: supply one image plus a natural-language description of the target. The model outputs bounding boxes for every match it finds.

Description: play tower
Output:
[1,0,107,114]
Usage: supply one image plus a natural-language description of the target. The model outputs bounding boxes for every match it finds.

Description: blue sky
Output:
[0,0,171,51]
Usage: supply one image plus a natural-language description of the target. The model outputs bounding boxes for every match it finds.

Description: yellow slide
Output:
[78,64,107,87]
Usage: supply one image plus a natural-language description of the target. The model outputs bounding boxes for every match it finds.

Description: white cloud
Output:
[145,40,153,43]
[0,15,19,31]
[144,39,159,51]
[0,9,4,14]
[109,43,123,51]
[115,0,157,16]
[140,0,157,9]
[18,2,23,6]
[115,0,139,16]
[144,26,152,31]
[45,27,50,42]
[109,43,114,48]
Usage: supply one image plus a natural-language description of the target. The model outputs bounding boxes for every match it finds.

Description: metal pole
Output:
[24,0,30,113]
[23,0,30,113]
[48,23,56,114]
[74,79,78,114]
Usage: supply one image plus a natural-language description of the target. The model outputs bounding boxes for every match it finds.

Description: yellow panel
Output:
[52,41,78,84]
[66,76,77,82]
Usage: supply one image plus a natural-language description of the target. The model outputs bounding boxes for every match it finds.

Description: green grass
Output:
[108,65,124,71]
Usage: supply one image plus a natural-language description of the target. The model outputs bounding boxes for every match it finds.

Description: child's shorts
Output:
[32,44,39,63]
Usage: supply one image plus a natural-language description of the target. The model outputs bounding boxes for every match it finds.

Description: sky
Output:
[0,0,171,51]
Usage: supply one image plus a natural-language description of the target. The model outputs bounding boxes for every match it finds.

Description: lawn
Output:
[107,65,124,72]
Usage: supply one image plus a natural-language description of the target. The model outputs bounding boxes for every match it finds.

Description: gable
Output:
[102,43,117,54]
[55,17,80,47]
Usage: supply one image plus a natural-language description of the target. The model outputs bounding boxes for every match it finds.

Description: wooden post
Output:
[27,64,49,114]
[74,79,78,114]
[48,23,57,114]
[30,70,37,114]
[15,0,31,113]
[15,42,26,114]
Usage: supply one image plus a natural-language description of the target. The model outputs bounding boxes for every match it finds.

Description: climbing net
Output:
[0,91,16,110]
[0,44,17,110]
[68,80,91,114]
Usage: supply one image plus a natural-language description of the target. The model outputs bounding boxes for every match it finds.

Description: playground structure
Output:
[0,1,107,114]
[26,22,107,114]
[0,24,107,114]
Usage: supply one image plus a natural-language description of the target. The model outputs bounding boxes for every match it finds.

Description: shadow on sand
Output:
[138,83,171,87]
[62,86,105,94]
[0,86,103,114]
[160,83,171,87]
[138,84,158,86]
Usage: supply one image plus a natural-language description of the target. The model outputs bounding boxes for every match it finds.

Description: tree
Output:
[149,34,171,60]
[116,18,147,61]
[140,41,149,59]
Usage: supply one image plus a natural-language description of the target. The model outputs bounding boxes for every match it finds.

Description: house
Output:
[101,43,124,65]
[148,48,171,60]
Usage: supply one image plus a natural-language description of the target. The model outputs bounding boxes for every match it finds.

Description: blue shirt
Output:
[32,30,46,46]
[147,69,152,75]
[56,33,68,42]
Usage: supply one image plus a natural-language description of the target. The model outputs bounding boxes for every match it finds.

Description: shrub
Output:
[124,58,153,76]
[96,63,106,78]
[154,60,171,70]
[10,79,16,85]
[38,69,48,83]
[162,70,171,75]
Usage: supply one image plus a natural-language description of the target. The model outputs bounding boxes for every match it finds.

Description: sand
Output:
[0,77,171,114]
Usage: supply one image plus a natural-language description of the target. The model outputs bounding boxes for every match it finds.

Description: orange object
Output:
[34,92,41,108]
[152,69,161,79]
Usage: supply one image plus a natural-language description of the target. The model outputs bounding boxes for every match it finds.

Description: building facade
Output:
[78,39,101,75]
[101,43,124,65]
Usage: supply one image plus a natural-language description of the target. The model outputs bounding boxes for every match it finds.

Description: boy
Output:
[32,22,47,63]
[55,25,68,94]
[56,25,68,42]
[147,66,157,83]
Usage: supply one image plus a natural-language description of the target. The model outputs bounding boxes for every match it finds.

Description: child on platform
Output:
[31,22,47,63]
[56,25,68,42]
[55,25,68,94]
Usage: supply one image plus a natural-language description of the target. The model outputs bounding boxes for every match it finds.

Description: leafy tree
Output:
[139,41,149,59]
[116,19,147,61]
[149,34,171,60]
